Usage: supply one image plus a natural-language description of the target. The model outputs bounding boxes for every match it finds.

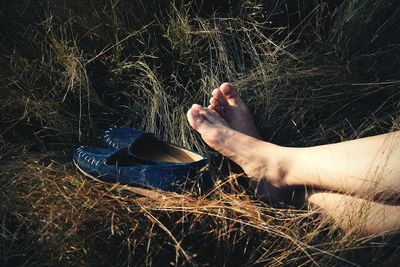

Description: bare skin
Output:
[187,104,286,189]
[187,82,400,235]
[208,83,261,139]
[189,83,400,199]
[287,133,400,199]
[308,191,400,235]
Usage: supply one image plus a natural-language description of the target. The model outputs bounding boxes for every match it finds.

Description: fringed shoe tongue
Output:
[102,127,155,150]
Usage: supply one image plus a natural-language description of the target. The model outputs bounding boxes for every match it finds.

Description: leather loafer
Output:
[73,128,209,192]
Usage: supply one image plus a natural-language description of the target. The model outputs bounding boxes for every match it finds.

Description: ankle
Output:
[258,142,292,188]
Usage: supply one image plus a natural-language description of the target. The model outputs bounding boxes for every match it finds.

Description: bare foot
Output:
[208,83,261,139]
[187,104,288,190]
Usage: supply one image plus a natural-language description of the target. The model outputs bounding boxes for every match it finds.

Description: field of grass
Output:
[1,0,400,266]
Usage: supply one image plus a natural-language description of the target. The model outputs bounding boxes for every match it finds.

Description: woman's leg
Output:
[187,105,400,235]
[187,104,400,199]
[285,132,400,199]
[308,191,400,236]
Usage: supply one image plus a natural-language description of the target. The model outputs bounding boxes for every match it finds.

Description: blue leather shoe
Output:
[73,127,209,192]
[73,146,207,192]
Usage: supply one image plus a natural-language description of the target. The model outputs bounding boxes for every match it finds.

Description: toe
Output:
[198,107,216,122]
[210,97,224,114]
[187,105,215,134]
[220,82,244,106]
[199,107,229,127]
[191,103,203,111]
[212,88,229,108]
[187,106,204,130]
[209,109,227,123]
[209,97,216,108]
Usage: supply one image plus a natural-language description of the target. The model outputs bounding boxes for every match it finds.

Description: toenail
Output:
[191,109,200,116]
[192,104,202,109]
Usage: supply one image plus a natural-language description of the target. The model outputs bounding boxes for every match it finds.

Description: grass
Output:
[1,0,400,266]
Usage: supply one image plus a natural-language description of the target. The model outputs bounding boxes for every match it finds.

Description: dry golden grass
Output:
[2,151,399,266]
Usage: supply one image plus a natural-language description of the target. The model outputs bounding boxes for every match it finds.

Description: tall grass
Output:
[1,0,400,266]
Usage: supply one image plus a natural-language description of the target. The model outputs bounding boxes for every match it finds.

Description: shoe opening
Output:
[130,135,204,163]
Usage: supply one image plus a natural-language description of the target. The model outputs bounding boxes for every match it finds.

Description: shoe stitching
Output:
[77,147,101,166]
[103,127,121,149]
[78,127,122,166]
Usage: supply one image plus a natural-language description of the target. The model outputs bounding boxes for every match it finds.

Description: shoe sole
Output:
[73,160,171,201]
